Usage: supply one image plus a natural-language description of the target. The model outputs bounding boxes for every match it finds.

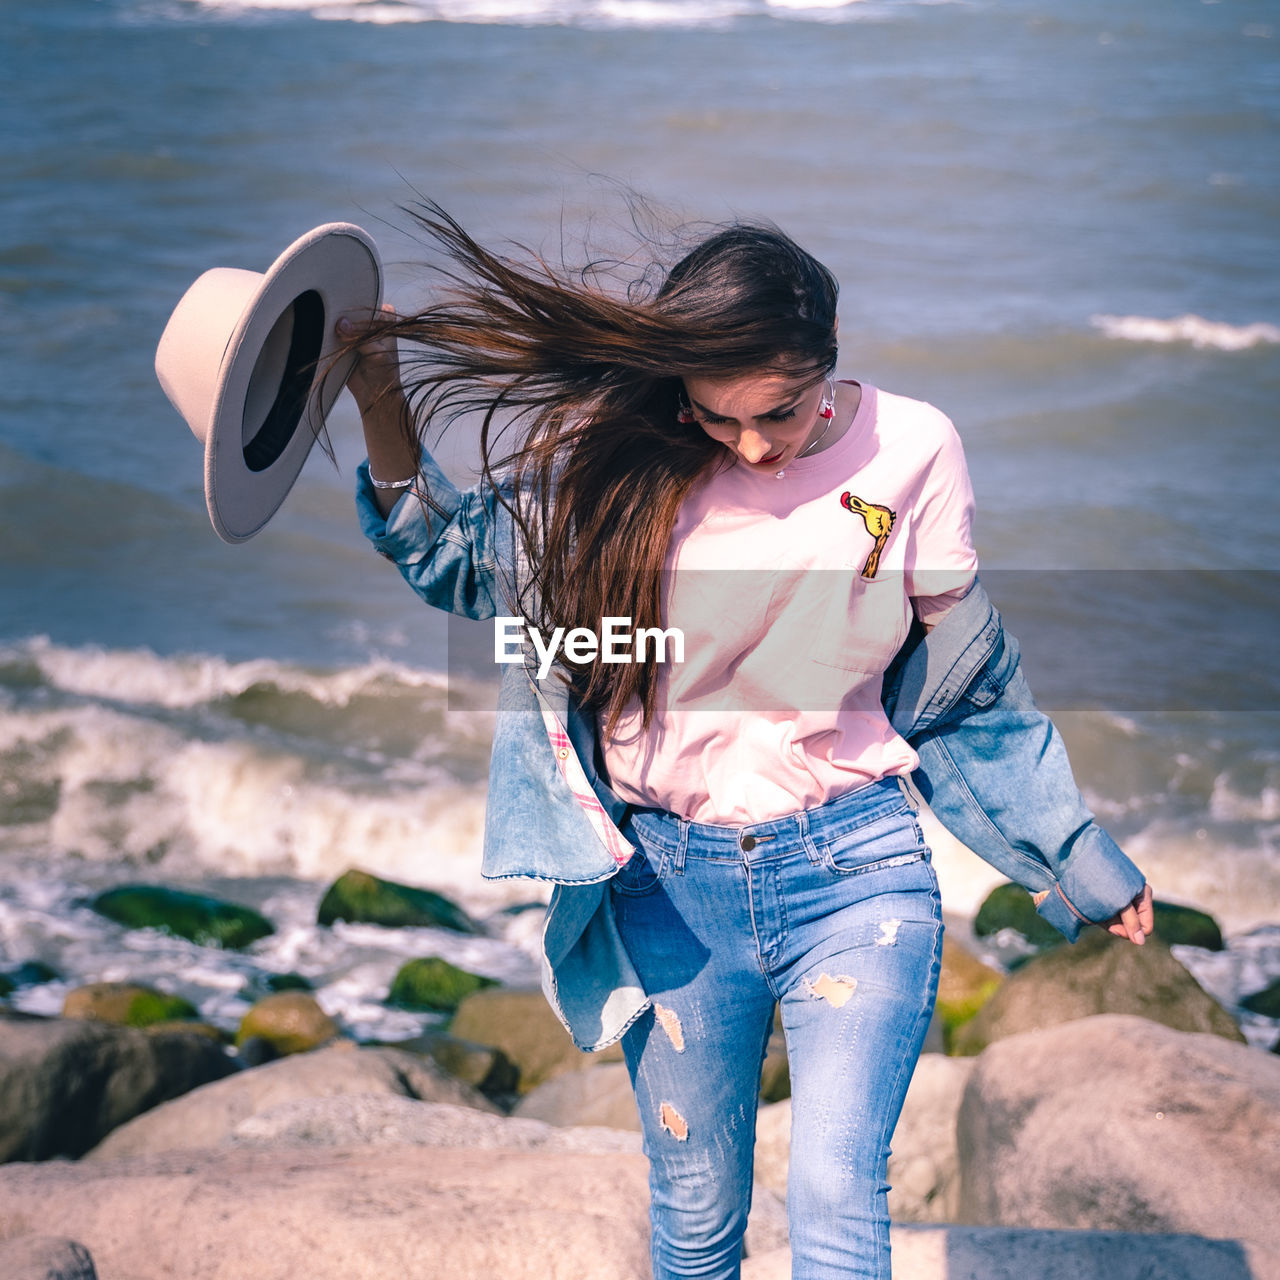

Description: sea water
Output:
[3,0,1278,1045]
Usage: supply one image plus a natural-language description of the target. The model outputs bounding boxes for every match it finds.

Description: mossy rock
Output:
[143,1019,230,1043]
[949,931,1246,1057]
[235,991,340,1057]
[936,936,1004,1051]
[1241,978,1280,1019]
[317,869,479,935]
[63,981,199,1028]
[1152,901,1224,951]
[378,1029,519,1098]
[973,882,1065,950]
[450,986,623,1094]
[92,884,274,950]
[387,957,497,1013]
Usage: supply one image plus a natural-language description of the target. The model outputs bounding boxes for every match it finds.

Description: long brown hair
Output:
[358,200,838,733]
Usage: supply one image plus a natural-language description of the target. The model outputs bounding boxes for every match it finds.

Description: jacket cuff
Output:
[1035,823,1147,943]
[356,450,461,561]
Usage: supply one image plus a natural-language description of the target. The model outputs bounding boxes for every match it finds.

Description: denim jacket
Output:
[357,448,1146,1051]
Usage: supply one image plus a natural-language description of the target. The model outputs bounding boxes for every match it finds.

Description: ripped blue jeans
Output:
[610,776,943,1280]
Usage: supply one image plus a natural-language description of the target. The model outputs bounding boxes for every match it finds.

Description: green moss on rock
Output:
[92,884,274,950]
[317,869,479,935]
[387,957,498,1012]
[235,991,340,1056]
[949,931,1246,1056]
[974,882,1065,950]
[63,981,199,1028]
[1152,901,1224,951]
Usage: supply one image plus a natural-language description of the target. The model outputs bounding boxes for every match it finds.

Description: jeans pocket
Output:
[815,805,930,877]
[611,845,668,897]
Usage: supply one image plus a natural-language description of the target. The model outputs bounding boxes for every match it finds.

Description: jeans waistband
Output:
[625,775,914,863]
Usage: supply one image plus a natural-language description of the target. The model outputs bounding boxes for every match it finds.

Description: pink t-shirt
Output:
[601,383,978,826]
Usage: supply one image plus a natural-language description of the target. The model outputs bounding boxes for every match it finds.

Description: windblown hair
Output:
[356,201,839,733]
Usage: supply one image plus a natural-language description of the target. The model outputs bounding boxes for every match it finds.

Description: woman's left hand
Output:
[1101,882,1155,945]
[1032,882,1155,945]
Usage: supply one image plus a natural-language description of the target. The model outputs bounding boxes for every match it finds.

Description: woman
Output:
[338,204,1153,1280]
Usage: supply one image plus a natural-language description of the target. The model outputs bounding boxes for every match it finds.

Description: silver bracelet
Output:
[368,471,416,491]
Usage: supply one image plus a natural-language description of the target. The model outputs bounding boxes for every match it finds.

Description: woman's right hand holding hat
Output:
[338,303,402,418]
[337,304,418,518]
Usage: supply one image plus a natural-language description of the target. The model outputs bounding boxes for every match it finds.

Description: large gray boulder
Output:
[741,1224,1280,1280]
[957,1014,1280,1256]
[376,1028,518,1099]
[753,1052,974,1224]
[449,987,622,1093]
[228,1094,641,1154]
[752,1098,791,1199]
[0,1143,651,1280]
[0,1011,236,1162]
[883,1052,975,1222]
[743,1186,789,1259]
[0,1235,98,1280]
[512,1061,640,1131]
[85,1042,497,1160]
[950,930,1245,1055]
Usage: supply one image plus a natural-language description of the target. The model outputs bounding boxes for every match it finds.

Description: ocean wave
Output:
[0,697,489,883]
[184,0,884,27]
[0,635,449,711]
[1090,313,1280,351]
[0,636,497,891]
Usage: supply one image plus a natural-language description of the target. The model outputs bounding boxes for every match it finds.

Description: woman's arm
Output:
[338,309,503,621]
[339,309,418,521]
[886,580,1152,946]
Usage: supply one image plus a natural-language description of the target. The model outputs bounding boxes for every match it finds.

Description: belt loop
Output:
[672,817,689,875]
[797,807,820,865]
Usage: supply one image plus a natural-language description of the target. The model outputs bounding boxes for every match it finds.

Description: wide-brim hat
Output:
[156,223,382,544]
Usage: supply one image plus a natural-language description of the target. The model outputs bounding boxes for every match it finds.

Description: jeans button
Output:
[740,835,756,851]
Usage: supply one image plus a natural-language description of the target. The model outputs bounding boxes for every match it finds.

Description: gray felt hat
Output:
[156,223,382,543]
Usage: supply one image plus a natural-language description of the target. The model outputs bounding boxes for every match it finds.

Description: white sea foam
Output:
[3,635,447,711]
[190,0,882,26]
[1090,313,1280,351]
[0,699,492,891]
[0,856,543,1040]
[0,637,506,903]
[765,0,862,9]
[1210,773,1280,824]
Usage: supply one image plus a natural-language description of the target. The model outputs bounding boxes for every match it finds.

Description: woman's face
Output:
[682,368,830,472]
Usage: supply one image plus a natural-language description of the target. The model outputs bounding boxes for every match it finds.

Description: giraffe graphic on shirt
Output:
[840,493,896,579]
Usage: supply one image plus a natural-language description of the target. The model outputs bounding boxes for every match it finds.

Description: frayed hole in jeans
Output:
[658,1102,689,1141]
[654,1003,685,1052]
[877,918,902,946]
[803,973,858,1007]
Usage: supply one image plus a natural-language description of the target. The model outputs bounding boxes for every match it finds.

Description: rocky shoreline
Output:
[2,869,1279,1278]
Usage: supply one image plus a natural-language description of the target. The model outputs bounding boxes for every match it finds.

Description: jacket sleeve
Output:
[904,614,1147,943]
[356,445,504,621]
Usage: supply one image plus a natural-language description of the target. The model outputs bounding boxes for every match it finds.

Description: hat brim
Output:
[204,224,382,543]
